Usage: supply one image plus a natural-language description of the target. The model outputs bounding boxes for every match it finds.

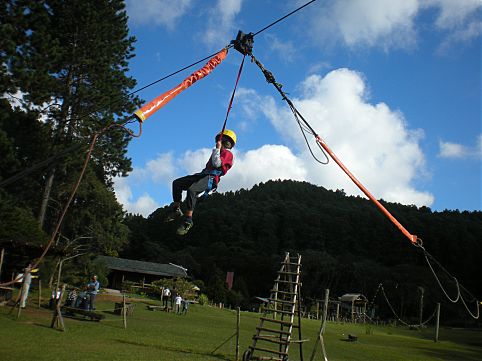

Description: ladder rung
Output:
[278,271,299,275]
[277,280,301,284]
[268,298,295,304]
[260,317,293,326]
[282,262,300,266]
[264,309,294,315]
[256,326,291,335]
[254,336,289,345]
[249,346,288,356]
[291,339,310,343]
[270,290,297,295]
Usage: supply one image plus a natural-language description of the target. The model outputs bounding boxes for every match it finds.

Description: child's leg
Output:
[185,176,211,213]
[172,175,198,204]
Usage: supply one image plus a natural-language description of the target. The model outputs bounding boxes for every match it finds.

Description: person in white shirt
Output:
[174,295,182,314]
[162,287,171,308]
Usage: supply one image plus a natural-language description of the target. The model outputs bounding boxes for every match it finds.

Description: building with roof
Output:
[339,293,368,322]
[98,256,188,289]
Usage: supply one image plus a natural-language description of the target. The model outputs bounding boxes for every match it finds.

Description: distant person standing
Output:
[174,294,182,314]
[181,298,190,315]
[86,275,100,311]
[171,288,178,309]
[162,287,171,308]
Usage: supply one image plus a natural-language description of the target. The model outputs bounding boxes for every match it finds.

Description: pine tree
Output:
[1,0,140,268]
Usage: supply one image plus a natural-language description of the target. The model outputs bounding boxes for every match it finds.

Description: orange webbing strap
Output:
[134,48,228,122]
[315,135,418,245]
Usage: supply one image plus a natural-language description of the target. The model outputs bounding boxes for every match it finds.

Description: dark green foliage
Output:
[123,180,482,324]
[0,1,139,283]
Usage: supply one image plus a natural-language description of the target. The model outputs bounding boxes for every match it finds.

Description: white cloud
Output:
[115,68,437,214]
[438,141,468,158]
[204,0,243,47]
[113,153,177,215]
[113,176,160,216]
[478,134,482,157]
[126,0,193,29]
[425,0,482,29]
[265,34,297,63]
[438,135,482,159]
[311,0,419,50]
[220,145,308,191]
[236,68,434,207]
[308,0,481,50]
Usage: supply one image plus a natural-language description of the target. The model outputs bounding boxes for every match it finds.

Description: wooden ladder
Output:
[244,252,304,361]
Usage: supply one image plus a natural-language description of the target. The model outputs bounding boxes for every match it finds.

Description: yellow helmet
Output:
[216,129,237,146]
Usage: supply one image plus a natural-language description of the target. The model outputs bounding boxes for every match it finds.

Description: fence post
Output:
[38,279,42,308]
[123,293,127,329]
[309,289,330,361]
[0,248,4,280]
[236,307,240,361]
[434,303,440,342]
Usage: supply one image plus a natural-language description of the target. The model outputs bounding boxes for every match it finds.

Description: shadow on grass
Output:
[101,310,119,315]
[32,322,67,333]
[116,339,231,361]
[414,345,482,361]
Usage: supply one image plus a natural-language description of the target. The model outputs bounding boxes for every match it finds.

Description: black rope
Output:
[417,244,480,319]
[250,53,329,165]
[253,0,317,36]
[42,0,319,128]
[127,48,233,97]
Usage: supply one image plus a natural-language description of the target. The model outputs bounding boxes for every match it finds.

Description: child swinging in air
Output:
[165,129,236,235]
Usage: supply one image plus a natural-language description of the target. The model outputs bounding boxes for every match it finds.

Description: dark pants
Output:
[88,293,96,310]
[172,174,212,211]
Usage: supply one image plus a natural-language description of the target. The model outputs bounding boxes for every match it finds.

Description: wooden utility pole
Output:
[0,248,4,280]
[38,279,42,308]
[309,289,330,361]
[418,287,425,326]
[123,293,127,329]
[434,303,441,342]
[235,307,240,361]
[50,284,66,331]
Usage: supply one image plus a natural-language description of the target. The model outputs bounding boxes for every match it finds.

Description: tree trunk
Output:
[38,167,55,229]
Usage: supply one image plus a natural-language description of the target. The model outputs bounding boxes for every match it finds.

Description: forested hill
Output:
[123,180,482,320]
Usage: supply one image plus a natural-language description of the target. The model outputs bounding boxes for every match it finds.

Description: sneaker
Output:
[165,205,183,223]
[176,219,193,236]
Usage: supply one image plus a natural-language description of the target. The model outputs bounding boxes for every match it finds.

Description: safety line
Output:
[421,246,480,319]
[253,0,317,36]
[220,54,246,135]
[57,1,319,130]
[250,52,417,244]
[0,2,317,285]
[379,284,437,327]
[0,121,142,287]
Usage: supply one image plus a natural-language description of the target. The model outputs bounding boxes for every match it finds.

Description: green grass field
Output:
[0,293,480,361]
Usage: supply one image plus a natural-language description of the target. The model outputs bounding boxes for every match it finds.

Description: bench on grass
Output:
[62,306,105,321]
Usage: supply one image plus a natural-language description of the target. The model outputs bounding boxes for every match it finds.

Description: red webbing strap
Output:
[134,48,228,122]
[220,54,246,136]
[315,135,418,244]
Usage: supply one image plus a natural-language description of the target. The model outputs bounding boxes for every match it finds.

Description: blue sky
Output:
[115,0,481,216]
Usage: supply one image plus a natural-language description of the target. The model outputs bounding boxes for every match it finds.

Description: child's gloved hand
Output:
[216,140,222,149]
